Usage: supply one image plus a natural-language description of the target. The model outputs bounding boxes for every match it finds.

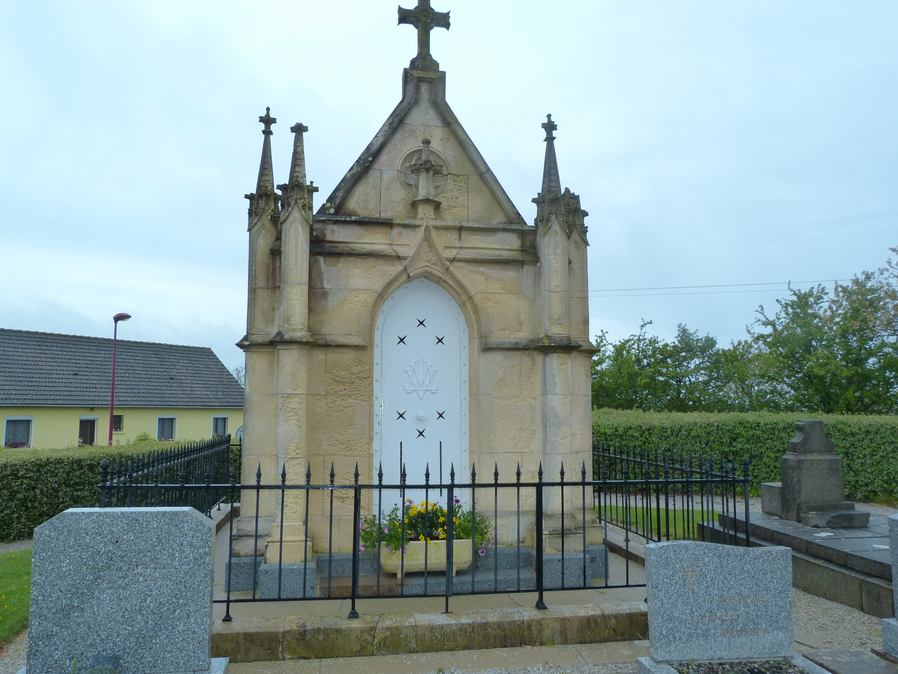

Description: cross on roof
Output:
[398,0,450,72]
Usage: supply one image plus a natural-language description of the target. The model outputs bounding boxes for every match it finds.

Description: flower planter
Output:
[380,539,473,578]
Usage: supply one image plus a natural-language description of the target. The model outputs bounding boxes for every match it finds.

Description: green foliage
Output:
[593,409,898,501]
[360,498,491,552]
[0,549,31,645]
[593,247,898,414]
[0,440,176,542]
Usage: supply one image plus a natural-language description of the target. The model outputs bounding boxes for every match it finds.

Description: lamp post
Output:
[108,312,131,446]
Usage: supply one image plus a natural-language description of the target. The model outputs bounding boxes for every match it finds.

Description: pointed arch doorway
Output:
[374,278,469,511]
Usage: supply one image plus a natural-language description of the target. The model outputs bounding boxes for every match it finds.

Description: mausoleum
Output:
[238,1,592,557]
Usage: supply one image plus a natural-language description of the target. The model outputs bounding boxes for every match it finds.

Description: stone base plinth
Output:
[761,482,782,516]
[256,562,317,599]
[884,618,898,657]
[637,655,829,674]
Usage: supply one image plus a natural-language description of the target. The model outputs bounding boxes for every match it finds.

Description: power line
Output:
[589,278,850,297]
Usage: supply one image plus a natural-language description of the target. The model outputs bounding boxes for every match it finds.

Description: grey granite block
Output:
[645,541,793,663]
[891,514,898,616]
[225,555,262,591]
[26,507,214,674]
[316,551,378,577]
[638,655,829,674]
[542,545,607,589]
[884,618,898,658]
[256,562,317,599]
[761,482,782,516]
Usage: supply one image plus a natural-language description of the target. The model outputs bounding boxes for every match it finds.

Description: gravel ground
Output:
[0,632,26,674]
[672,661,805,674]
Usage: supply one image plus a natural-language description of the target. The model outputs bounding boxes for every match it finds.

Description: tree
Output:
[231,366,246,388]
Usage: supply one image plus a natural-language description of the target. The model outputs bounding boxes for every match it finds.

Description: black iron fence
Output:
[592,443,751,546]
[98,444,751,619]
[98,435,234,515]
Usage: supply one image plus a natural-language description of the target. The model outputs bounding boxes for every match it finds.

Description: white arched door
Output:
[374,278,468,509]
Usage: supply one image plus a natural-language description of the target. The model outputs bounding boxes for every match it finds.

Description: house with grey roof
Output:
[0,328,244,449]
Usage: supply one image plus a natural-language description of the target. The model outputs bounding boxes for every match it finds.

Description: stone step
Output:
[801,510,870,528]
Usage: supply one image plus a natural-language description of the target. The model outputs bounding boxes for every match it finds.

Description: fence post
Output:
[223,467,237,622]
[742,456,751,547]
[535,462,546,610]
[99,460,109,507]
[444,464,456,614]
[348,463,361,619]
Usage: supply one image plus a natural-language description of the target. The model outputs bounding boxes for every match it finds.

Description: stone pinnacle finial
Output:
[398,0,451,72]
[246,107,278,219]
[288,122,309,188]
[540,114,561,198]
[259,106,277,136]
[542,114,557,142]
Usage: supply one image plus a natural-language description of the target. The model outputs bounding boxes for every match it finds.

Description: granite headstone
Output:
[642,541,793,664]
[24,507,226,674]
[883,513,898,657]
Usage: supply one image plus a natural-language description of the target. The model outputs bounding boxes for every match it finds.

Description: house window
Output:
[212,416,228,437]
[157,417,176,441]
[4,418,32,448]
[112,415,124,432]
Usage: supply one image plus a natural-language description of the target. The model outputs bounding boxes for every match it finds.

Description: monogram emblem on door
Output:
[404,358,438,400]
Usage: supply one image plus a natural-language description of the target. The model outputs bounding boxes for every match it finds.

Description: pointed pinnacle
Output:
[354,462,360,480]
[256,462,262,482]
[450,463,456,481]
[254,107,276,198]
[560,462,565,481]
[494,462,499,482]
[539,113,561,199]
[377,462,384,481]
[329,462,335,483]
[305,462,312,482]
[288,122,311,190]
[471,463,477,482]
[516,462,522,481]
[425,463,431,481]
[281,463,287,483]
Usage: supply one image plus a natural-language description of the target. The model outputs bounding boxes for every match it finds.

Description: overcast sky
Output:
[1,1,896,373]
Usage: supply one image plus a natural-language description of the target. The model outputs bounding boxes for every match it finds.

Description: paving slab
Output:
[804,648,898,674]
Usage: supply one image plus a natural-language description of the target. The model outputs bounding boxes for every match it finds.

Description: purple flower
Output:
[453,496,461,504]
[478,547,487,557]
[359,543,366,552]
[383,526,390,534]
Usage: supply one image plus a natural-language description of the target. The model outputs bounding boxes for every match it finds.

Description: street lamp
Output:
[108,312,131,446]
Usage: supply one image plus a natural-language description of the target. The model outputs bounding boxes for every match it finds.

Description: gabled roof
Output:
[317,69,527,226]
[0,329,244,408]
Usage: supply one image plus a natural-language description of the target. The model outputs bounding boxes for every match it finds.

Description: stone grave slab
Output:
[883,513,898,658]
[643,540,793,663]
[23,507,227,674]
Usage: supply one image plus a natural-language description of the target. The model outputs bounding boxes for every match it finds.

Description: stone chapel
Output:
[238,1,592,557]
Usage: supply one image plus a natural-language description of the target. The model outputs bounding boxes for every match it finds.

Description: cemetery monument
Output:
[236,0,593,562]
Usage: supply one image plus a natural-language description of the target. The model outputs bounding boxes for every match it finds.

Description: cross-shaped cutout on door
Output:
[437,410,445,420]
[417,318,426,327]
[396,410,406,420]
[397,335,407,345]
[416,428,426,438]
[435,336,444,345]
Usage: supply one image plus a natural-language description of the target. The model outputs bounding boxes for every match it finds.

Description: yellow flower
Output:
[419,534,425,541]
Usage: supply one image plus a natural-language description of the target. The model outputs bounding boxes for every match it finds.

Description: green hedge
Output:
[592,409,898,503]
[0,441,178,542]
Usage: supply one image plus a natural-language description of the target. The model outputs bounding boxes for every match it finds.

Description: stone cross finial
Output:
[398,0,450,71]
[542,114,557,142]
[259,107,277,136]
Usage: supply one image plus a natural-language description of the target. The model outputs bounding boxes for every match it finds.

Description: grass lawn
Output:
[0,549,31,647]
[598,504,719,541]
